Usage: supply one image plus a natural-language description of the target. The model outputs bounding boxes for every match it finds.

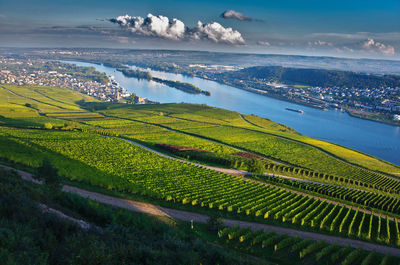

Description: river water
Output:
[67,61,400,165]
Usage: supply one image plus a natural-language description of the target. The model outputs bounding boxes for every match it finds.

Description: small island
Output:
[152,77,210,96]
[118,68,152,80]
[118,68,210,96]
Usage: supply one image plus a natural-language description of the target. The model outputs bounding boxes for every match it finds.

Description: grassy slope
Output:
[2,128,400,246]
[3,86,400,248]
[2,84,398,177]
[2,84,400,193]
[0,84,99,128]
[0,169,266,265]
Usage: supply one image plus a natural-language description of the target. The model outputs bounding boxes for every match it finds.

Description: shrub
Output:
[299,241,325,259]
[331,246,352,263]
[361,250,375,265]
[246,158,265,174]
[44,123,53,130]
[207,213,223,231]
[315,244,339,261]
[37,158,61,192]
[274,236,300,251]
[291,239,313,252]
[341,248,363,265]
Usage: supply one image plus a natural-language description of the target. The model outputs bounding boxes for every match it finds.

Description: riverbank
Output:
[346,108,400,127]
[134,65,400,126]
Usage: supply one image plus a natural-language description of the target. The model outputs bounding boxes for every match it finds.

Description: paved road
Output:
[2,164,400,257]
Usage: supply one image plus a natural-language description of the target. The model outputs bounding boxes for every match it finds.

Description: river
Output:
[66,61,400,166]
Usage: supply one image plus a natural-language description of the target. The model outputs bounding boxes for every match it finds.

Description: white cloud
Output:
[192,21,245,45]
[257,41,270,46]
[109,14,185,40]
[108,13,245,45]
[307,40,333,47]
[220,10,252,21]
[109,36,136,44]
[361,38,395,56]
[310,32,400,41]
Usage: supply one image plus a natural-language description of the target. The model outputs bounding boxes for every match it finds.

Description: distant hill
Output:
[220,66,400,88]
[5,47,400,74]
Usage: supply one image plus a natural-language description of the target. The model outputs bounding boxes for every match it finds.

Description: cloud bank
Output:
[108,14,245,45]
[257,41,270,46]
[220,10,252,21]
[307,33,397,56]
[362,38,395,56]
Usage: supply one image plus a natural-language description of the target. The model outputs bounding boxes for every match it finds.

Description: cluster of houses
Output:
[0,58,150,104]
[290,85,400,119]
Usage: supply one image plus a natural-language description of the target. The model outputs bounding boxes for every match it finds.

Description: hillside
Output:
[218,66,400,88]
[1,84,400,264]
[0,169,263,265]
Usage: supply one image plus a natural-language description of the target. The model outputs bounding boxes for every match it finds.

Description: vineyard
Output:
[258,174,400,215]
[96,102,400,176]
[2,84,399,190]
[91,103,400,193]
[82,117,239,155]
[0,85,98,128]
[262,163,400,194]
[218,226,399,265]
[181,125,400,188]
[1,127,400,247]
[241,114,400,176]
[3,84,400,264]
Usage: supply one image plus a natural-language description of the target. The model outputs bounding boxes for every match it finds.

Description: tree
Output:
[246,158,265,175]
[207,213,223,231]
[37,158,61,192]
[129,93,137,104]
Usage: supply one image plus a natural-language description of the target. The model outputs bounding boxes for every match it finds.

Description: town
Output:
[0,57,149,104]
[189,67,400,124]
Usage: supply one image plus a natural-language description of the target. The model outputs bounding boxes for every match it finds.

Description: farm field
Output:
[2,84,400,256]
[91,102,400,177]
[1,85,399,197]
[3,84,399,180]
[0,84,98,128]
[91,103,400,192]
[1,127,400,247]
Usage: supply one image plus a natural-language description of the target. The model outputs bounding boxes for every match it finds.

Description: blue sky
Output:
[1,0,399,59]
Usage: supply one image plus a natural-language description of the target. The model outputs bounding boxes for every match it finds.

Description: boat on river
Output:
[285,107,304,114]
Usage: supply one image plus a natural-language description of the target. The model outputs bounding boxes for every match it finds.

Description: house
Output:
[135,96,147,104]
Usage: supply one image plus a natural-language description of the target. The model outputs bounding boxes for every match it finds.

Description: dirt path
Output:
[121,138,249,176]
[38,203,92,230]
[2,164,400,257]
